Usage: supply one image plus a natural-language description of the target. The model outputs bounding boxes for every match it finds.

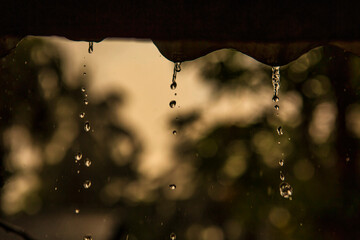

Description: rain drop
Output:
[79,112,85,118]
[170,232,176,240]
[75,152,83,161]
[169,184,176,190]
[88,42,94,54]
[85,158,92,167]
[170,82,177,90]
[172,130,177,135]
[274,105,279,110]
[84,99,89,105]
[83,180,92,189]
[83,236,93,240]
[169,100,176,108]
[280,171,285,181]
[279,182,293,199]
[279,159,284,166]
[277,126,283,135]
[84,121,91,132]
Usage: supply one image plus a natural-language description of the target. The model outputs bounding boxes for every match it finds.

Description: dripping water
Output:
[88,42,94,54]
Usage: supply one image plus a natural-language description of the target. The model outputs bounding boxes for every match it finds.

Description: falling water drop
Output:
[79,112,85,118]
[85,158,92,167]
[169,184,176,190]
[84,99,89,105]
[88,42,94,54]
[170,82,177,90]
[81,87,86,92]
[75,152,83,161]
[169,100,176,108]
[172,130,177,135]
[170,232,176,240]
[277,126,283,135]
[272,95,279,102]
[279,159,284,166]
[83,236,93,240]
[279,182,293,199]
[274,105,279,110]
[75,209,80,214]
[84,121,91,132]
[280,171,285,181]
[83,180,92,189]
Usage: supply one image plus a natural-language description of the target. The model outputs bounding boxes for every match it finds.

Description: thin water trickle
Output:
[83,180,92,189]
[171,62,181,90]
[88,42,93,54]
[84,121,91,132]
[169,184,176,190]
[169,100,176,108]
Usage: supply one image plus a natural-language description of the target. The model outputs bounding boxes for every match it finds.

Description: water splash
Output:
[88,42,94,54]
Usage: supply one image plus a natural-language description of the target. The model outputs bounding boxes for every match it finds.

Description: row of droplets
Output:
[272,67,293,200]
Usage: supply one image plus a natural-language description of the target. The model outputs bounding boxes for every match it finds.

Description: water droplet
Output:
[24,61,28,65]
[83,180,92,189]
[84,99,89,105]
[88,42,94,54]
[277,126,283,135]
[172,130,177,135]
[83,236,92,240]
[75,152,83,161]
[170,232,176,240]
[79,112,85,118]
[77,170,80,174]
[272,95,279,102]
[175,62,181,72]
[346,157,350,162]
[169,184,176,190]
[54,187,58,191]
[279,182,293,199]
[83,64,86,68]
[83,72,86,76]
[75,209,80,214]
[84,121,91,132]
[169,100,176,108]
[81,87,86,92]
[280,171,285,181]
[279,159,284,166]
[84,93,88,97]
[274,105,279,110]
[85,158,92,167]
[170,82,177,90]
[277,141,281,145]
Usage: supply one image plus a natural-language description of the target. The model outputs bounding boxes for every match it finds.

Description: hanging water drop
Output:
[279,159,284,166]
[169,100,176,108]
[279,182,293,199]
[85,158,92,167]
[75,152,83,161]
[83,236,93,240]
[169,184,176,190]
[79,112,85,118]
[277,126,283,135]
[170,82,177,90]
[88,42,94,54]
[280,171,285,181]
[83,180,92,189]
[172,130,177,135]
[84,121,91,132]
[84,99,89,105]
[170,232,176,240]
